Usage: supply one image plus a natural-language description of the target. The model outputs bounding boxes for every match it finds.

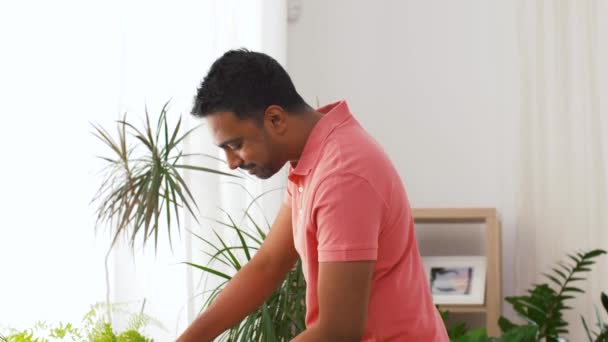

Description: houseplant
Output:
[0,301,160,342]
[499,249,606,341]
[91,100,239,250]
[185,206,306,341]
[444,248,606,342]
[92,102,307,340]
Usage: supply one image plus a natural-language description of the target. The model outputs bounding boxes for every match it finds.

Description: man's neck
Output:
[289,111,323,166]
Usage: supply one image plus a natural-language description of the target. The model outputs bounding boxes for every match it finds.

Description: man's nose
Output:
[226,151,242,170]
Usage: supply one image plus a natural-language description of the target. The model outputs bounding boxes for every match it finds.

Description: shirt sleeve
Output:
[312,173,385,262]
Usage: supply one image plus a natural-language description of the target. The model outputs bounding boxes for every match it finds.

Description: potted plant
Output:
[92,102,306,340]
[444,249,606,342]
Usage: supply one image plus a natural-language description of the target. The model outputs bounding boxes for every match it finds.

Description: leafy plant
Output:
[91,101,239,250]
[440,309,469,340]
[582,292,608,342]
[186,201,306,341]
[1,302,160,342]
[441,312,537,342]
[499,249,606,342]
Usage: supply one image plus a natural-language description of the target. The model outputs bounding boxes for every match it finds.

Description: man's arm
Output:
[177,204,298,342]
[292,260,375,341]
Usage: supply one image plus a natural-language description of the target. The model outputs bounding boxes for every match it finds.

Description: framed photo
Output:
[422,256,486,305]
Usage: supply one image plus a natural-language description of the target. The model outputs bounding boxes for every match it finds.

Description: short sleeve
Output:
[312,173,385,262]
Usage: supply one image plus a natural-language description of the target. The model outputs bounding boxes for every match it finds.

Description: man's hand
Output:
[292,260,375,341]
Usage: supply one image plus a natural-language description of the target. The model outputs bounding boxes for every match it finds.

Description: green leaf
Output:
[568,254,581,264]
[452,328,490,342]
[245,211,267,240]
[447,322,469,339]
[581,316,595,342]
[563,287,585,293]
[212,230,241,271]
[557,295,575,300]
[261,304,276,341]
[496,325,538,342]
[568,277,587,282]
[543,273,562,287]
[242,186,283,225]
[498,316,518,333]
[552,268,568,280]
[584,249,607,258]
[183,262,232,280]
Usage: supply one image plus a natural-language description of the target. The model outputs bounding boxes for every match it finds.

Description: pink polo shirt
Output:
[284,101,448,341]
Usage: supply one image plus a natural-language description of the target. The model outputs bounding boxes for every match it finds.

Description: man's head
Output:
[192,49,310,179]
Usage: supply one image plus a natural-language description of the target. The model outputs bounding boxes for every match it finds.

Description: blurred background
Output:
[0,0,606,340]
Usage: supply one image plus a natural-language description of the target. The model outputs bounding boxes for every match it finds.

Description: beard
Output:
[244,161,283,180]
[251,165,277,179]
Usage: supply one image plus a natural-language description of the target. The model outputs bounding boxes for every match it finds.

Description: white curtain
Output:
[0,0,286,340]
[0,0,119,330]
[515,0,608,340]
[110,0,288,339]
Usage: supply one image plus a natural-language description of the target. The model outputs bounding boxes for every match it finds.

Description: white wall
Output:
[287,0,520,322]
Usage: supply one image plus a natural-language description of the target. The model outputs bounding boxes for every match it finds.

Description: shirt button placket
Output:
[298,186,304,216]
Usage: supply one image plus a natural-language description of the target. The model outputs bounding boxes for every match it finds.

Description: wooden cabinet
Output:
[413,208,502,337]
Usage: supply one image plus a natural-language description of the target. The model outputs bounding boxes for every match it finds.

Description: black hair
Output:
[192,48,308,121]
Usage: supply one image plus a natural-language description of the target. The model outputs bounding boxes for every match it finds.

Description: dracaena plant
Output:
[185,189,306,341]
[91,100,239,250]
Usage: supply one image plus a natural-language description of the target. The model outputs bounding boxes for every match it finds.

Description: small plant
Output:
[440,309,469,340]
[499,249,606,341]
[185,194,306,341]
[443,249,606,342]
[582,292,608,342]
[1,302,160,342]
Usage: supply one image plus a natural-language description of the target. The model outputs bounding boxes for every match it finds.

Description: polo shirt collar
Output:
[288,100,352,180]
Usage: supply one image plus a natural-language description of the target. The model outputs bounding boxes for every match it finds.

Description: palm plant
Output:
[446,249,606,342]
[92,102,306,340]
[186,205,306,341]
[499,249,607,342]
[91,100,239,250]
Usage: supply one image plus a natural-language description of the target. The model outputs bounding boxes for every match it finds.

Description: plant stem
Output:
[105,246,112,325]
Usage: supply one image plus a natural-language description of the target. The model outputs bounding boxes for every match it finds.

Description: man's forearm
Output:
[177,258,289,342]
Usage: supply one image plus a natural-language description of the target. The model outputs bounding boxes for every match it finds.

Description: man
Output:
[178,49,448,341]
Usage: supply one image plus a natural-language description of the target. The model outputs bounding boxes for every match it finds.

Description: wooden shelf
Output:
[437,304,487,313]
[413,208,502,337]
[412,208,496,223]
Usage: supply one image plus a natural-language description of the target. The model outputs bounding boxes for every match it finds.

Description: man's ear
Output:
[264,105,288,134]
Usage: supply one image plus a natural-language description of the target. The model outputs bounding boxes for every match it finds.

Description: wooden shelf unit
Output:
[413,208,502,337]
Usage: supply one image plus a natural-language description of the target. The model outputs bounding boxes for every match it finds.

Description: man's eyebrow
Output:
[217,137,242,149]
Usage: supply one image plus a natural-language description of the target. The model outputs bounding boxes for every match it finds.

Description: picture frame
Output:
[422,256,486,305]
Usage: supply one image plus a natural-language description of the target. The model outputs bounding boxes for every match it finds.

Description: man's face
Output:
[207,111,285,179]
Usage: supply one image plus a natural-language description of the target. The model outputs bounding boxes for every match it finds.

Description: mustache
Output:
[239,163,256,170]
